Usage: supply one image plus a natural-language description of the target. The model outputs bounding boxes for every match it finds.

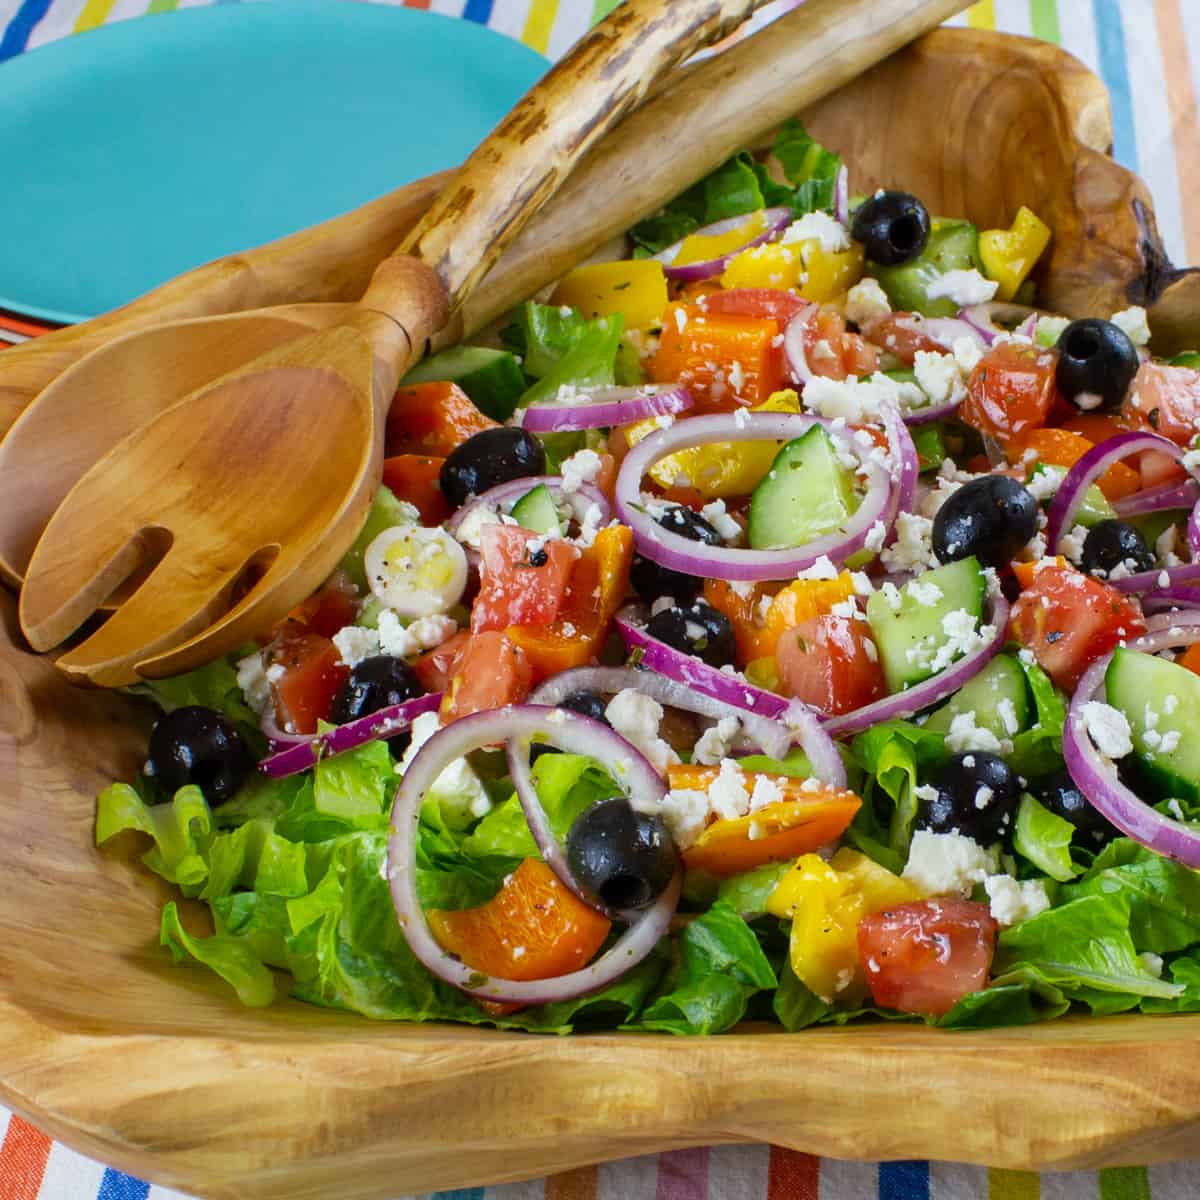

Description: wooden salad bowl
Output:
[4,28,1200,1200]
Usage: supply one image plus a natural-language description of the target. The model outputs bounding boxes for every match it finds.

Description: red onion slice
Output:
[1064,614,1200,866]
[960,305,1002,347]
[1113,478,1200,518]
[821,591,1011,739]
[1190,496,1200,559]
[261,709,316,750]
[1015,312,1038,340]
[653,206,792,283]
[386,705,679,1003]
[446,476,609,540]
[903,401,962,427]
[1109,562,1200,595]
[1139,587,1200,615]
[897,315,989,353]
[834,165,850,227]
[522,385,692,433]
[614,411,894,581]
[259,693,443,779]
[881,404,918,535]
[782,303,820,384]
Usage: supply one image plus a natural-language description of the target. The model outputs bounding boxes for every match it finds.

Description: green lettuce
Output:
[717,861,794,918]
[275,738,394,842]
[1008,654,1067,778]
[160,901,276,1007]
[124,654,260,744]
[517,313,624,411]
[1013,792,1080,882]
[770,117,843,212]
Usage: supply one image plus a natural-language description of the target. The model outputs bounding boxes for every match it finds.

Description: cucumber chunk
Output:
[865,557,987,693]
[747,425,859,551]
[925,653,1030,741]
[403,346,527,422]
[872,219,982,318]
[1028,463,1115,528]
[509,483,563,537]
[1105,648,1200,801]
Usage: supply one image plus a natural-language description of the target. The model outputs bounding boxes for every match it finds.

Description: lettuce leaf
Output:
[275,739,393,842]
[1142,949,1200,1013]
[518,314,624,410]
[717,860,794,918]
[1013,792,1080,882]
[770,118,843,213]
[1008,654,1066,779]
[160,901,276,1007]
[124,654,260,744]
[97,783,213,893]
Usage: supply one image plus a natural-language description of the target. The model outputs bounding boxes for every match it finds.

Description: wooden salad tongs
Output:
[17,0,786,686]
[0,0,971,595]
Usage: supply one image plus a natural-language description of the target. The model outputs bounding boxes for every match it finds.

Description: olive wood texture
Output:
[3,591,1200,1199]
[0,0,969,590]
[14,0,770,687]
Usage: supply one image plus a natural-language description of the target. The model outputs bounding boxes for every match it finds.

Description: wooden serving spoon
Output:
[18,0,775,687]
[0,0,971,593]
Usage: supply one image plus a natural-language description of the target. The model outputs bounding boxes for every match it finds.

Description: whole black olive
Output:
[932,474,1040,568]
[1055,318,1140,412]
[1032,770,1118,849]
[566,797,678,910]
[1080,519,1155,579]
[644,600,736,668]
[630,505,721,604]
[439,427,546,508]
[146,705,254,805]
[850,190,931,266]
[330,654,424,755]
[916,751,1020,846]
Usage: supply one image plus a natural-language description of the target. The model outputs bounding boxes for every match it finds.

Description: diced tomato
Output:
[960,342,1060,442]
[470,526,579,635]
[381,454,451,525]
[1138,449,1188,492]
[1008,563,1146,691]
[650,302,786,412]
[385,381,498,458]
[277,571,359,641]
[440,630,533,721]
[861,312,947,364]
[506,525,633,680]
[1004,427,1140,501]
[265,632,349,734]
[665,764,861,877]
[857,899,997,1017]
[701,287,808,323]
[796,307,879,381]
[428,859,611,982]
[412,630,470,693]
[1122,361,1200,446]
[775,614,887,717]
[1060,413,1128,444]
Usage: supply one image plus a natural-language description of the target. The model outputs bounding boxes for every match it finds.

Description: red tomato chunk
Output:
[775,614,886,716]
[470,526,579,635]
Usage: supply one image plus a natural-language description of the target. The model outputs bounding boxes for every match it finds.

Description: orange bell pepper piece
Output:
[1005,427,1140,502]
[762,574,857,646]
[1178,642,1200,678]
[649,303,786,413]
[506,525,633,680]
[703,579,776,663]
[428,859,611,982]
[381,454,451,525]
[1011,556,1067,590]
[666,764,862,877]
[385,380,498,458]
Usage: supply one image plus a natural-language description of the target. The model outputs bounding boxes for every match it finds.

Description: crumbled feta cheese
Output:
[914,350,966,408]
[844,277,892,327]
[605,688,679,775]
[879,581,903,611]
[946,711,1011,756]
[399,711,492,822]
[332,625,381,668]
[575,502,607,548]
[748,772,785,812]
[1059,524,1089,564]
[694,716,742,766]
[1080,701,1133,759]
[802,372,922,424]
[700,498,743,542]
[1111,305,1151,347]
[1034,314,1071,348]
[864,520,887,555]
[903,830,1001,897]
[914,783,940,805]
[674,307,688,334]
[907,580,944,607]
[997,698,1019,737]
[796,554,840,581]
[236,651,274,715]
[1158,729,1182,755]
[880,513,939,573]
[1139,951,1165,978]
[705,757,749,821]
[975,785,994,810]
[659,788,710,849]
[560,448,603,494]
[782,210,851,253]
[452,504,502,550]
[952,335,984,375]
[1024,469,1060,501]
[850,571,874,596]
[377,610,457,659]
[925,268,999,307]
[984,874,1051,927]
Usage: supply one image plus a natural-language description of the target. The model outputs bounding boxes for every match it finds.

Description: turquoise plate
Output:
[0,3,547,324]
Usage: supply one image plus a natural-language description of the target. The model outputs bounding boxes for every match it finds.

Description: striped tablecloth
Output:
[2,2,1200,1197]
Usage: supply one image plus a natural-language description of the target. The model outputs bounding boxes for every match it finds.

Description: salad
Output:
[98,120,1200,1034]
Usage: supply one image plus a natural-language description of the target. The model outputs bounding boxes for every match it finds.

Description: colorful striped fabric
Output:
[2,1,1200,1197]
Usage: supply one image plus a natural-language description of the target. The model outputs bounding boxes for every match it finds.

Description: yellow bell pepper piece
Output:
[674,211,768,267]
[797,242,865,304]
[979,206,1052,303]
[549,260,669,332]
[767,848,924,1004]
[625,389,803,499]
[720,242,805,291]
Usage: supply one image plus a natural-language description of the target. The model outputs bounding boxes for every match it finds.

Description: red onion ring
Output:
[1189,496,1200,559]
[1064,613,1200,866]
[614,411,894,581]
[821,591,1011,739]
[881,405,918,540]
[386,705,679,1003]
[783,302,820,384]
[260,709,316,750]
[1015,312,1038,340]
[1109,562,1200,595]
[1140,587,1200,615]
[834,165,850,228]
[446,476,609,540]
[1113,478,1200,518]
[903,401,962,427]
[259,692,443,779]
[897,315,989,353]
[959,302,1040,346]
[1046,431,1198,556]
[960,305,1002,347]
[521,385,693,433]
[653,206,792,283]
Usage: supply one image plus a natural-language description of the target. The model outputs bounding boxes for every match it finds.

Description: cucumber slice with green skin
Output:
[1028,463,1115,527]
[1105,648,1200,802]
[871,219,982,319]
[865,557,987,693]
[747,425,859,551]
[924,653,1030,741]
[509,484,564,537]
[402,346,527,422]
